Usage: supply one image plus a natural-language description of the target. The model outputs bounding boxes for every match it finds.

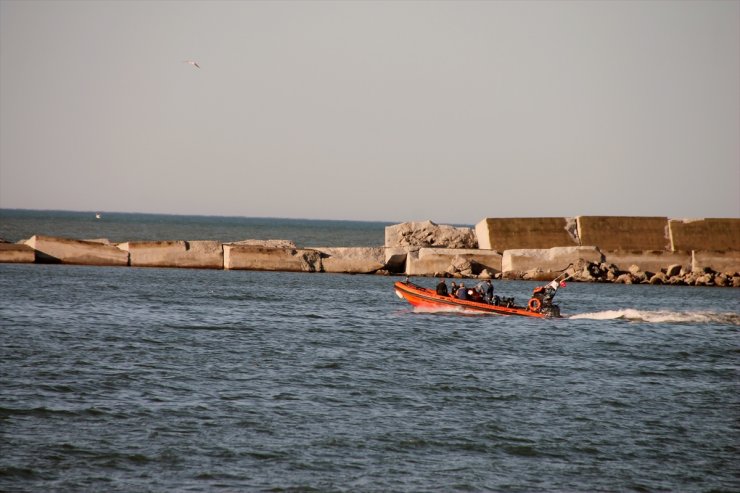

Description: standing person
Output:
[436,278,448,296]
[477,279,494,303]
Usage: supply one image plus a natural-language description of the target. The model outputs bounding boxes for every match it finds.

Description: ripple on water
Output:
[1,266,738,492]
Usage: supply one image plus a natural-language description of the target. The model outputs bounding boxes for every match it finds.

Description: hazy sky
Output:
[1,0,738,224]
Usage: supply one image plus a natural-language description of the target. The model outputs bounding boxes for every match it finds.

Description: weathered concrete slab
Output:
[224,245,321,272]
[669,218,740,251]
[577,216,669,251]
[384,247,409,274]
[313,247,385,273]
[602,250,692,274]
[502,247,603,277]
[385,221,477,249]
[229,239,297,248]
[24,235,129,266]
[0,243,35,263]
[119,241,223,269]
[475,217,578,250]
[407,248,502,276]
[692,250,740,274]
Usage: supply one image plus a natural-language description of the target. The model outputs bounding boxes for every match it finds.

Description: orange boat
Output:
[394,278,566,318]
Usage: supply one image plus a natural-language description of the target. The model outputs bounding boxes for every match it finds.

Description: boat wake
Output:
[569,309,740,326]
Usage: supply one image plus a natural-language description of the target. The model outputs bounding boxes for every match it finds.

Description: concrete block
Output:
[577,216,669,251]
[669,218,740,251]
[603,250,692,274]
[502,246,603,275]
[384,247,409,274]
[119,241,223,269]
[407,248,502,276]
[475,217,578,250]
[24,235,129,266]
[230,239,297,248]
[692,250,740,274]
[224,245,321,272]
[0,243,35,263]
[313,247,385,273]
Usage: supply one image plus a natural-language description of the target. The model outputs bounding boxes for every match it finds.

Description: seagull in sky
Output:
[183,60,200,69]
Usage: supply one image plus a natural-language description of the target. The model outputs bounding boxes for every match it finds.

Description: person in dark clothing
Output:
[449,281,458,297]
[436,279,448,296]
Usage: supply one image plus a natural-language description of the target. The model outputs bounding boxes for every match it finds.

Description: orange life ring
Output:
[528,298,541,312]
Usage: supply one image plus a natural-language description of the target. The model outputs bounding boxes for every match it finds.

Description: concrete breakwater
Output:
[0,235,389,275]
[1,216,738,287]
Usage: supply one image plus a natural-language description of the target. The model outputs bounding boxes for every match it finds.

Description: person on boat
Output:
[457,282,469,300]
[449,281,459,297]
[476,280,494,303]
[468,289,482,302]
[436,278,448,296]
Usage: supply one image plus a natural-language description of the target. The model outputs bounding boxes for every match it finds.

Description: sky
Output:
[1,0,738,225]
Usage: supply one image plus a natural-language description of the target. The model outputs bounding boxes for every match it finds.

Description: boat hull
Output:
[394,281,554,318]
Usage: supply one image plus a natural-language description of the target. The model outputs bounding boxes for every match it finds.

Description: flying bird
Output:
[183,60,200,69]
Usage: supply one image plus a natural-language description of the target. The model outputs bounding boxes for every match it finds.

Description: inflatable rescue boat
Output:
[394,277,567,318]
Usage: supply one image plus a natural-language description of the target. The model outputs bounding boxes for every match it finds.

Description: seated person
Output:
[449,281,458,297]
[457,283,469,300]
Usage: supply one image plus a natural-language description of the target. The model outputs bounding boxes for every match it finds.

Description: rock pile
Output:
[431,255,497,280]
[406,248,502,278]
[571,260,740,287]
[385,220,477,249]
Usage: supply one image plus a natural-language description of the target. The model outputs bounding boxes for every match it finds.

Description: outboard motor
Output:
[540,304,561,317]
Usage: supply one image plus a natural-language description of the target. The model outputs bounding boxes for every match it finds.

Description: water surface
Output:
[1,264,738,492]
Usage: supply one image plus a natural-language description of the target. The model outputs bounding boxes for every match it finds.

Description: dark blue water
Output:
[0,209,393,247]
[1,262,738,492]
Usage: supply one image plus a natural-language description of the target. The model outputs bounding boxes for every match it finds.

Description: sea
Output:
[1,209,738,492]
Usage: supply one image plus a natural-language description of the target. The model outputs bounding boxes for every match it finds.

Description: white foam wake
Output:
[569,309,740,325]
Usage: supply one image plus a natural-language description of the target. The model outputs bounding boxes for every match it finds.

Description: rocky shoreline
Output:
[545,259,740,287]
[1,217,738,288]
